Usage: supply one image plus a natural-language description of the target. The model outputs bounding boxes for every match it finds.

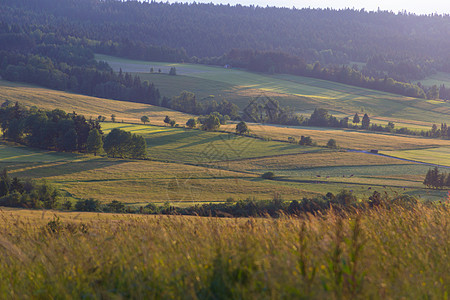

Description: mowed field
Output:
[97,54,450,127]
[101,123,324,163]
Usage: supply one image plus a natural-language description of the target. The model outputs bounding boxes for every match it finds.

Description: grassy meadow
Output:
[97,54,450,127]
[0,206,448,298]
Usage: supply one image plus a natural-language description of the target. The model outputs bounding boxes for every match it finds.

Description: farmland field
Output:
[0,57,448,204]
[220,123,450,150]
[101,123,324,163]
[382,147,450,167]
[97,54,450,127]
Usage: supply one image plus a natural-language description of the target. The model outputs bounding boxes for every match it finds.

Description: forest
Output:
[2,0,450,76]
[2,1,450,99]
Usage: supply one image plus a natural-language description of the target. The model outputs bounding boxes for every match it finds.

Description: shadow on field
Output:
[10,158,128,179]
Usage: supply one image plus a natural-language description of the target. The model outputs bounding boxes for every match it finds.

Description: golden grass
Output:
[0,80,193,126]
[212,151,411,172]
[221,123,450,150]
[0,205,448,298]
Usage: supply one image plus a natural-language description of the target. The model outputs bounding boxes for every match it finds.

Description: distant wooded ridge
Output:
[2,0,450,102]
[2,0,450,80]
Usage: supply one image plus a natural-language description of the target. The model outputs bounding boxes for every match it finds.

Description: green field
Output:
[96,54,450,127]
[1,58,449,204]
[101,123,323,163]
[382,147,450,167]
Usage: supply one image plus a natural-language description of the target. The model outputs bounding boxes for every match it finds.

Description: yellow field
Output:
[212,151,411,172]
[0,80,193,126]
[4,153,316,205]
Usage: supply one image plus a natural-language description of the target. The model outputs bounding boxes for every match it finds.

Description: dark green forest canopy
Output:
[2,0,450,76]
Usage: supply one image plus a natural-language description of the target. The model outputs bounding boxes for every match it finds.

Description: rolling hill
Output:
[97,54,450,128]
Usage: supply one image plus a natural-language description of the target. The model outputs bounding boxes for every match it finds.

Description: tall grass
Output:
[0,205,448,298]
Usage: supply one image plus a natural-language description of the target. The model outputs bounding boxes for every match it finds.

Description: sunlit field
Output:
[219,123,450,150]
[0,80,193,126]
[97,54,450,127]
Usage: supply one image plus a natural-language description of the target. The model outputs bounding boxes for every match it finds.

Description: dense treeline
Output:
[2,0,450,79]
[58,190,420,218]
[0,101,101,152]
[0,24,161,106]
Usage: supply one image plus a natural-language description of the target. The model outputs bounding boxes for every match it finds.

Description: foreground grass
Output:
[0,206,448,298]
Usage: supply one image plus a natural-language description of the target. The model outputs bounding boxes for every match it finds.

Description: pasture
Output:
[97,54,450,127]
[0,141,318,205]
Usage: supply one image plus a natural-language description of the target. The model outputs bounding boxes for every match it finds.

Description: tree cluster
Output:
[0,169,60,209]
[0,101,101,152]
[423,167,450,189]
[166,91,239,120]
[103,128,147,159]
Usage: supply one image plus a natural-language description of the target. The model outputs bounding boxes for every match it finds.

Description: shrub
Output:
[327,138,337,148]
[299,136,313,145]
[262,172,275,180]
[75,198,101,212]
